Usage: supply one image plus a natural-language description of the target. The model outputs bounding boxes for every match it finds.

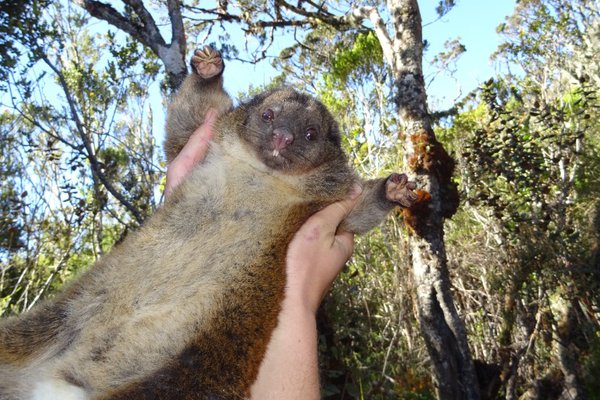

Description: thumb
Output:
[313,184,363,229]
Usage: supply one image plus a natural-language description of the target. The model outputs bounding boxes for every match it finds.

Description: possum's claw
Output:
[191,46,224,80]
[385,173,418,208]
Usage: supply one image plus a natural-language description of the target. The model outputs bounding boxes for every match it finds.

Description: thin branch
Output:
[7,73,80,152]
[430,106,459,121]
[184,5,309,29]
[124,0,163,44]
[183,5,241,22]
[304,0,334,17]
[252,19,308,29]
[41,54,143,224]
[275,0,348,28]
[27,242,75,310]
[350,6,396,71]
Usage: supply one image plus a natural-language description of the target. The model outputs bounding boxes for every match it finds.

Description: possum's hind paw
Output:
[386,173,418,208]
[191,46,224,80]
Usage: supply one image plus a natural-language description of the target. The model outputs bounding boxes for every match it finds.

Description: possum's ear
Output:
[314,101,342,148]
[240,89,277,111]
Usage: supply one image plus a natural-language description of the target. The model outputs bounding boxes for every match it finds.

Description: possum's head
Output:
[237,88,346,173]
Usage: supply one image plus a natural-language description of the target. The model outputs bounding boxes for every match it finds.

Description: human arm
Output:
[249,188,362,399]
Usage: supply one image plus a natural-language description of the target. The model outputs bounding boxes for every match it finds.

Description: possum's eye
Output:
[305,127,318,141]
[261,109,274,122]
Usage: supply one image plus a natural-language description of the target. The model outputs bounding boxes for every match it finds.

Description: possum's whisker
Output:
[287,146,312,163]
[232,122,264,140]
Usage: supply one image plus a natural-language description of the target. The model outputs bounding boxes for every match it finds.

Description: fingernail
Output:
[349,184,363,199]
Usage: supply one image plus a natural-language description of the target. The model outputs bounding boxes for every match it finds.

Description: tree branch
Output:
[42,54,143,224]
[167,0,186,55]
[76,0,187,90]
[350,6,396,71]
[184,5,309,29]
[75,0,164,51]
[275,0,350,28]
[124,0,164,46]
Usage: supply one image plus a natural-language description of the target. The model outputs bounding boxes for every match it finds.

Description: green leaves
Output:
[329,32,383,86]
[0,2,163,315]
[0,0,54,87]
[443,12,600,390]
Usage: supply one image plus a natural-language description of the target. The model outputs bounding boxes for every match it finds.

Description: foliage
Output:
[0,2,162,315]
[320,218,434,399]
[438,1,600,396]
[328,32,384,87]
[0,113,26,253]
[582,335,600,400]
[0,0,54,87]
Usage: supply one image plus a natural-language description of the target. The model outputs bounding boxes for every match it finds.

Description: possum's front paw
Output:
[386,173,418,208]
[191,46,224,80]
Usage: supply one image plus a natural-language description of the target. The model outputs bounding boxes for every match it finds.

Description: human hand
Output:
[164,109,218,198]
[251,186,363,400]
[284,185,363,315]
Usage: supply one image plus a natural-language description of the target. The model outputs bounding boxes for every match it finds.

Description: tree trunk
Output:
[554,297,587,400]
[373,1,480,398]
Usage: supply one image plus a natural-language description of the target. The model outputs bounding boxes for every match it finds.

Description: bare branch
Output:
[75,0,164,51]
[350,6,396,71]
[123,0,164,45]
[27,242,74,310]
[275,0,346,27]
[6,75,79,151]
[304,0,334,16]
[167,0,186,54]
[184,5,308,29]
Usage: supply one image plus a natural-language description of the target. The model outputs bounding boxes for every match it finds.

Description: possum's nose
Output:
[272,128,294,150]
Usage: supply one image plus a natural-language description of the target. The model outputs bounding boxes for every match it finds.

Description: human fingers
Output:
[307,184,363,236]
[332,230,355,263]
[165,109,218,197]
[174,108,217,167]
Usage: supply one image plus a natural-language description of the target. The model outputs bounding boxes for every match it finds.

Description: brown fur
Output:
[101,204,313,400]
[0,46,416,399]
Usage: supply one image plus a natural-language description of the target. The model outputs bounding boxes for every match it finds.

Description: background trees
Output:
[1,0,598,399]
[1,0,162,313]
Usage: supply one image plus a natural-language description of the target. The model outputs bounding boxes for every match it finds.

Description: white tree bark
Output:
[354,1,481,398]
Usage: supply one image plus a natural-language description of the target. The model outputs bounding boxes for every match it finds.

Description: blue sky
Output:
[218,0,517,110]
[420,0,517,110]
[2,1,519,146]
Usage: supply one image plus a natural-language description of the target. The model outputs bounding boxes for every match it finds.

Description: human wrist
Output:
[251,286,320,400]
[281,287,321,319]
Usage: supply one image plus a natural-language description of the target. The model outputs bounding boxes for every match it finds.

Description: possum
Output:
[0,46,417,400]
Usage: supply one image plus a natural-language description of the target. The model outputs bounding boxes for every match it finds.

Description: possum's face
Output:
[240,89,346,173]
